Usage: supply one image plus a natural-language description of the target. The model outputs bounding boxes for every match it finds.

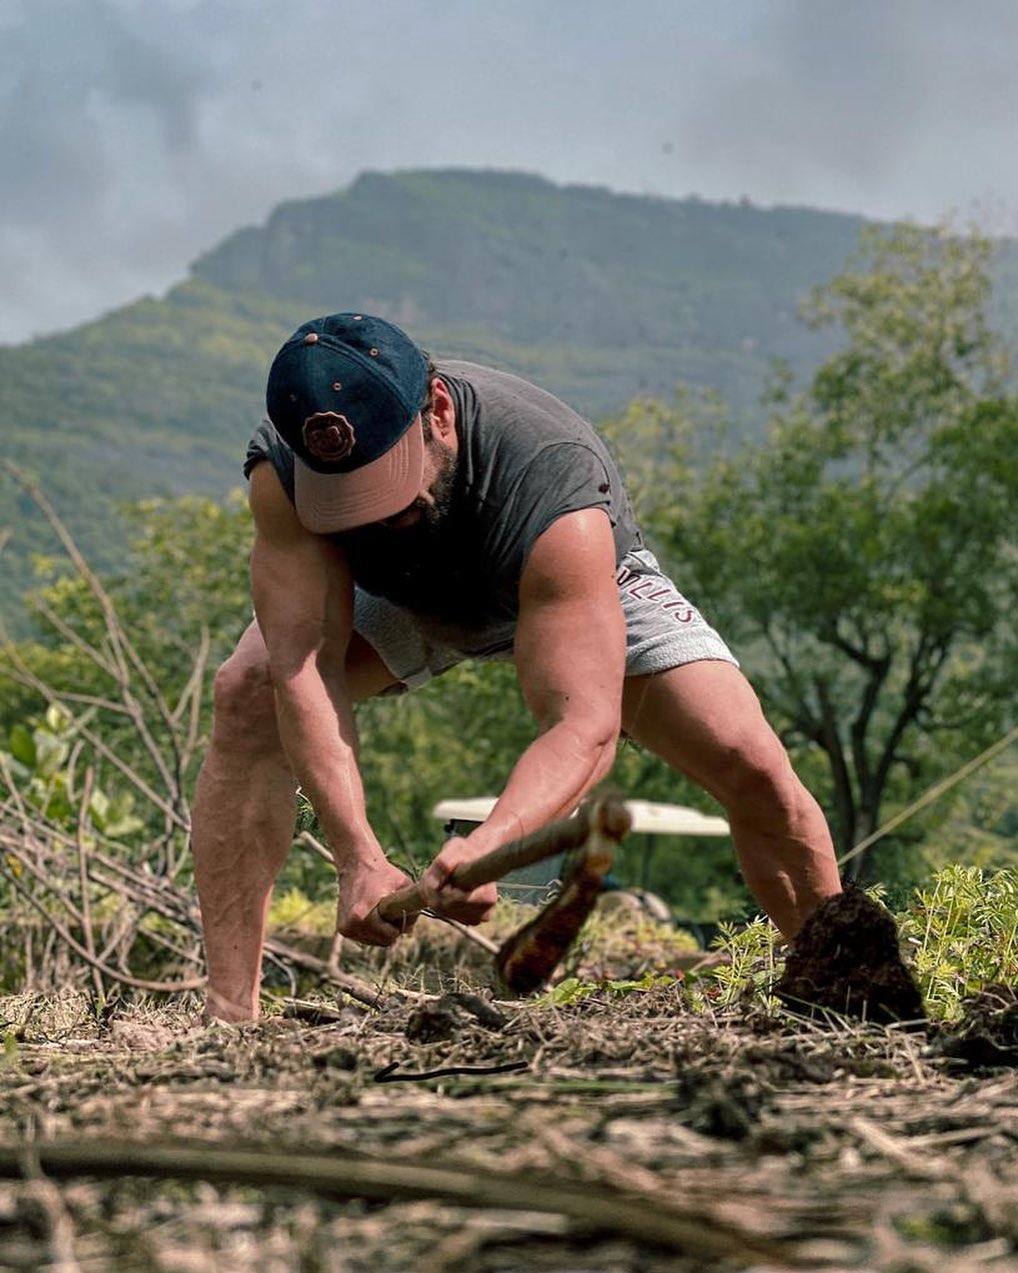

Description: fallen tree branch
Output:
[262,936,394,1009]
[0,859,206,993]
[0,1139,794,1264]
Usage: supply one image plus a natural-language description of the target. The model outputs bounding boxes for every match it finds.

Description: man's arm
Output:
[421,508,626,917]
[249,464,412,944]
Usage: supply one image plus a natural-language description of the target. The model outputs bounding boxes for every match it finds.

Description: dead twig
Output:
[74,768,104,1000]
[0,1139,797,1264]
[0,858,205,993]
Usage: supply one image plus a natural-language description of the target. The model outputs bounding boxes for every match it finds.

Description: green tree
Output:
[624,224,1018,882]
[0,478,255,859]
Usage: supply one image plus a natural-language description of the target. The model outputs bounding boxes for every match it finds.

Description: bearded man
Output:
[192,312,841,1023]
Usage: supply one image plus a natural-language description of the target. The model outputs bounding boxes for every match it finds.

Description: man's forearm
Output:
[273,669,418,946]
[462,716,618,858]
[271,664,384,868]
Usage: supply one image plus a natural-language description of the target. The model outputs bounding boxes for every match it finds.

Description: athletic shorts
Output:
[353,546,737,692]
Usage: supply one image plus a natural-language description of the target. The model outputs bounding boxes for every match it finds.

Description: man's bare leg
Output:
[191,621,398,1022]
[621,661,841,939]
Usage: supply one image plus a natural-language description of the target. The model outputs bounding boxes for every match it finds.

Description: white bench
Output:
[431,797,730,904]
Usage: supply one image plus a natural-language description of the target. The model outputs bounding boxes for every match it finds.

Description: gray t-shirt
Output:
[244,359,641,631]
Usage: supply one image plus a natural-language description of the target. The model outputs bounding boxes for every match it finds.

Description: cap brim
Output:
[294,416,425,533]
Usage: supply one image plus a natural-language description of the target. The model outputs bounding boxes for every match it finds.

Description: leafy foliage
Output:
[613,224,1018,881]
[2,704,143,839]
[541,971,677,1007]
[897,865,1018,1020]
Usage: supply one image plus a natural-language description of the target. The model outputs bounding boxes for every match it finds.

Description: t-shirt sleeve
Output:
[244,420,296,500]
[506,441,618,575]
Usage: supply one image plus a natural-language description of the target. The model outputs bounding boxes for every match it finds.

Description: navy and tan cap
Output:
[266,312,429,533]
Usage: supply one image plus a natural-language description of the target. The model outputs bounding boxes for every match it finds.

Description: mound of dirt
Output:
[935,984,1018,1068]
[673,1069,769,1141]
[775,886,926,1025]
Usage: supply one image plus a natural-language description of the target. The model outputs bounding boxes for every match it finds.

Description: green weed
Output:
[896,864,1018,1021]
[700,866,1018,1022]
[701,915,782,1010]
[540,971,677,1007]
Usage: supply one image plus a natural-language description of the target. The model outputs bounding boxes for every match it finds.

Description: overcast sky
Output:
[3,0,1018,345]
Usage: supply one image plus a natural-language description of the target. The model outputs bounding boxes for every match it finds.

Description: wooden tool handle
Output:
[375,793,631,924]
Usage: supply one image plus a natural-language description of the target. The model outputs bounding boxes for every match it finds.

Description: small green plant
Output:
[541,971,677,1007]
[704,915,782,1009]
[3,704,144,838]
[896,864,1018,1020]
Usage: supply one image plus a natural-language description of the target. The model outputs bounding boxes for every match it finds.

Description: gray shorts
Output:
[354,546,737,691]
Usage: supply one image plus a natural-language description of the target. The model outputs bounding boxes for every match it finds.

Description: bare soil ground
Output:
[0,906,1016,1272]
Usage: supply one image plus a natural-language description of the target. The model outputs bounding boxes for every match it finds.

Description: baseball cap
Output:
[265,313,429,533]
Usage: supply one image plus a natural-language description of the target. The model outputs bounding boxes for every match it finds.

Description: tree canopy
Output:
[632,224,1018,881]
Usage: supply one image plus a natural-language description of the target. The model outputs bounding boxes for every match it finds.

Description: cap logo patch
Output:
[302,412,356,463]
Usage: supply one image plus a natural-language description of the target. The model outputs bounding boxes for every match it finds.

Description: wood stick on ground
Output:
[0,1140,796,1265]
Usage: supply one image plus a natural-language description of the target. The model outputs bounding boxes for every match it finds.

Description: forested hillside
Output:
[3,168,1017,604]
[191,168,869,408]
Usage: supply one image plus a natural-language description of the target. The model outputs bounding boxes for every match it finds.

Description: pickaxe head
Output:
[496,829,619,994]
[375,794,632,995]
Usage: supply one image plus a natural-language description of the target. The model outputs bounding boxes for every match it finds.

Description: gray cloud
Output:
[3,0,1018,344]
[0,0,208,225]
[677,0,1018,222]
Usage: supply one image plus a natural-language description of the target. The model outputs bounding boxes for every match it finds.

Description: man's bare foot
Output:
[204,987,258,1024]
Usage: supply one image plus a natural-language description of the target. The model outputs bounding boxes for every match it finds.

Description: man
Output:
[192,312,842,1023]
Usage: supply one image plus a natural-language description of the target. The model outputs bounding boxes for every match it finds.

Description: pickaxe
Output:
[374,794,632,995]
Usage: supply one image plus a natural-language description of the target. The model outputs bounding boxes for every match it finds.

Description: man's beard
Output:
[338,440,490,624]
[404,437,458,531]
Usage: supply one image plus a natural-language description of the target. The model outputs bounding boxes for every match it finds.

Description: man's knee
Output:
[710,725,801,816]
[210,651,279,747]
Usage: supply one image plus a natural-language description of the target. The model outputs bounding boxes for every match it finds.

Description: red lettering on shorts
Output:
[662,600,695,623]
[617,569,697,624]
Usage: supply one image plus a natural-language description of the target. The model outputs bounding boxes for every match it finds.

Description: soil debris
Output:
[673,1069,768,1140]
[775,885,927,1025]
[405,992,508,1043]
[311,1045,359,1072]
[0,986,1017,1270]
[935,984,1018,1069]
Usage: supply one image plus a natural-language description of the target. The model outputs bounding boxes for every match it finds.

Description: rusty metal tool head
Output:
[495,818,621,995]
[375,794,632,996]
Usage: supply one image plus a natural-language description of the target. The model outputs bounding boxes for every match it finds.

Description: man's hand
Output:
[337,857,419,946]
[419,836,498,925]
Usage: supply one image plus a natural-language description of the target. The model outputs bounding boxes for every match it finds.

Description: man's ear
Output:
[429,377,457,447]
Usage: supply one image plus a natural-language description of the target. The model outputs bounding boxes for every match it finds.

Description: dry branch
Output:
[0,1139,795,1265]
[0,469,385,1008]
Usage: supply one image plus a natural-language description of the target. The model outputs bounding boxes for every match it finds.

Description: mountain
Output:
[2,168,1016,609]
[192,168,870,416]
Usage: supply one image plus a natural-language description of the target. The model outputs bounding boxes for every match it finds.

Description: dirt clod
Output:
[935,984,1018,1068]
[311,1045,359,1071]
[775,886,926,1025]
[406,999,464,1043]
[673,1069,768,1140]
[405,992,507,1044]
